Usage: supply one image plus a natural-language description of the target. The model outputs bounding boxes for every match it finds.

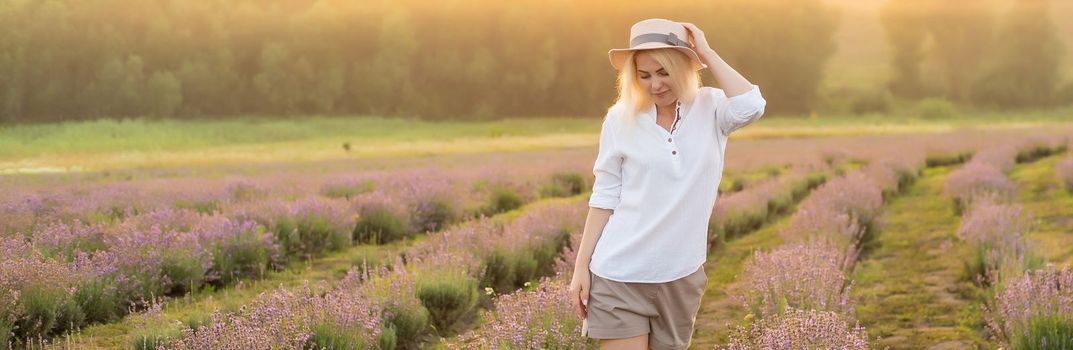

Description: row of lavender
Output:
[162,163,824,349]
[445,144,1073,349]
[0,163,591,348]
[143,165,801,347]
[708,167,828,249]
[359,144,1057,348]
[144,196,588,349]
[722,153,921,348]
[943,141,1072,350]
[0,160,592,238]
[443,165,845,348]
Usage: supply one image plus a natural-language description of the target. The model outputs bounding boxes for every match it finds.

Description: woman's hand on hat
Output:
[680,22,713,54]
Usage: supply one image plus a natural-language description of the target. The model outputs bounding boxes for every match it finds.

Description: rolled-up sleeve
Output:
[589,117,622,210]
[715,84,767,136]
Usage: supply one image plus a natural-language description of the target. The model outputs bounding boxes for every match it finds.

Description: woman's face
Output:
[635,52,676,107]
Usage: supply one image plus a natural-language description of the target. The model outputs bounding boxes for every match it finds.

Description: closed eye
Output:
[639,72,670,79]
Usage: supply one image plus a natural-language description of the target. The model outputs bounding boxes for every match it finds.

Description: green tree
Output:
[144,71,183,117]
[972,0,1064,109]
[881,0,998,100]
[880,0,930,98]
[706,0,841,114]
[927,1,997,102]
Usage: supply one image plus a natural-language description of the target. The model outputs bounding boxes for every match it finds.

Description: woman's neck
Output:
[655,100,678,119]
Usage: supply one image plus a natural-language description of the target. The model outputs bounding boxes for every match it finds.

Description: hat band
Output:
[630,32,689,48]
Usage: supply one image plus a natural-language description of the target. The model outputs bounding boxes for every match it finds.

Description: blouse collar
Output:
[644,97,694,121]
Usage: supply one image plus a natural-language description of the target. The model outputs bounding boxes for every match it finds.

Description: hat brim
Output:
[608,44,707,71]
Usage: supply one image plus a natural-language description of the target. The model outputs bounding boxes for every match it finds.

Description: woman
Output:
[568,18,766,350]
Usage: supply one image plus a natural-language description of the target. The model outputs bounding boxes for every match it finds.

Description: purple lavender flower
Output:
[736,241,856,319]
[972,146,1019,173]
[724,308,871,349]
[985,265,1073,349]
[795,172,883,229]
[943,162,1016,211]
[956,198,1035,285]
[451,278,589,349]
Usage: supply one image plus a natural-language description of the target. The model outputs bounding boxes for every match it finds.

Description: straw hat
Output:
[608,18,707,71]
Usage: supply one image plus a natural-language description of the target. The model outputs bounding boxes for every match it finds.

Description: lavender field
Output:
[2,124,1073,350]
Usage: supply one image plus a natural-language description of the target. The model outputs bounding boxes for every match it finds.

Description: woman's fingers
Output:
[570,282,589,318]
[579,284,589,318]
[681,22,699,34]
[570,284,584,318]
[680,22,711,51]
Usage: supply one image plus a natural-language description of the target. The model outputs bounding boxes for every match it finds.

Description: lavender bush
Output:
[0,239,85,344]
[415,265,482,336]
[736,241,855,319]
[862,158,920,198]
[407,198,585,294]
[943,162,1017,213]
[195,216,279,286]
[986,265,1073,350]
[783,200,864,255]
[710,171,826,248]
[724,308,871,350]
[450,278,592,349]
[166,268,394,350]
[956,198,1039,286]
[266,196,355,260]
[795,172,883,232]
[479,199,584,292]
[710,181,774,243]
[973,146,1019,172]
[784,172,882,250]
[538,172,588,198]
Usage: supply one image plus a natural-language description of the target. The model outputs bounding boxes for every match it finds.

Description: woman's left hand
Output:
[679,22,712,54]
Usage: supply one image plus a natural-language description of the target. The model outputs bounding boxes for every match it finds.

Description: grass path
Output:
[1009,153,1073,266]
[851,166,987,349]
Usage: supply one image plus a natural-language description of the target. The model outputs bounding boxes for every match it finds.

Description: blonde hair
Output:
[608,48,701,129]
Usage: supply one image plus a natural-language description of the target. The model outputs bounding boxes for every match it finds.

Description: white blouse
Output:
[588,85,766,283]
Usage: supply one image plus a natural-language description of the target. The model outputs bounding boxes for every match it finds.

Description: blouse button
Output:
[672,150,677,155]
[667,138,672,143]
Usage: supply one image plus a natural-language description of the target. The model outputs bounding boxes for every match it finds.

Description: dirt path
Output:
[851,166,987,349]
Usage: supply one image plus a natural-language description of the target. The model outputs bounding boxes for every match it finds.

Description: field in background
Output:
[4,110,1072,174]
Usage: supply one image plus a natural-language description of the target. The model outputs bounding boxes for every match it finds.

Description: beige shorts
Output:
[582,266,707,350]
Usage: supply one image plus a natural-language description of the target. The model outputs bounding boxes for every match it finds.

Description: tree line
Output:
[0,0,1065,123]
[882,0,1069,109]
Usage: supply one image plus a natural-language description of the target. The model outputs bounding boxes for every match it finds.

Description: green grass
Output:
[852,166,989,349]
[1009,153,1073,266]
[0,116,598,159]
[3,113,1071,173]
